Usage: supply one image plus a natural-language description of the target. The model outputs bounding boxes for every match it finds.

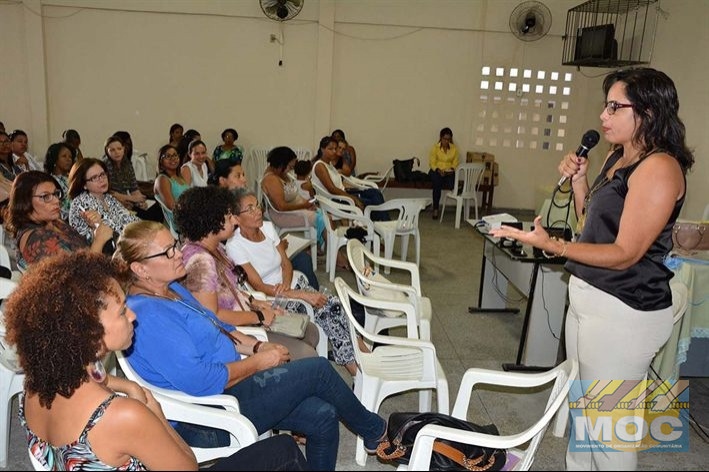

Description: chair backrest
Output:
[293,147,313,161]
[670,281,689,325]
[0,275,16,301]
[394,198,430,232]
[0,279,22,373]
[452,359,577,471]
[455,163,485,197]
[703,203,709,221]
[132,153,149,182]
[153,193,178,239]
[0,245,11,273]
[261,191,309,231]
[244,146,271,190]
[334,277,422,355]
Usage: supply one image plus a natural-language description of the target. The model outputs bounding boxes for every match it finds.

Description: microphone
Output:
[557,130,600,188]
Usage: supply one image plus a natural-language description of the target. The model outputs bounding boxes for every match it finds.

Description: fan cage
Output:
[511,6,552,41]
[562,0,659,68]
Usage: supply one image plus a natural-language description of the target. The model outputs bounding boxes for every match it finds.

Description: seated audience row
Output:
[6,251,309,471]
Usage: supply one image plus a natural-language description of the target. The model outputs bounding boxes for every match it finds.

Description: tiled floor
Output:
[3,206,708,470]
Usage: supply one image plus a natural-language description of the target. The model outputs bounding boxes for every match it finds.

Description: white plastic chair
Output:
[315,195,381,282]
[25,389,258,470]
[347,239,431,341]
[243,147,271,191]
[361,165,394,190]
[365,198,431,271]
[262,192,318,270]
[311,178,357,209]
[0,245,20,281]
[116,339,266,463]
[153,194,179,240]
[439,163,486,229]
[132,153,149,182]
[293,147,313,161]
[343,174,379,190]
[702,202,709,221]
[334,277,449,466]
[401,359,578,471]
[0,279,22,468]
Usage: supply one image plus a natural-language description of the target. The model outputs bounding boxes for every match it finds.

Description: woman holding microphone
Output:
[490,68,693,471]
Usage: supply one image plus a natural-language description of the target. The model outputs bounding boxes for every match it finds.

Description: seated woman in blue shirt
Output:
[6,250,308,471]
[115,220,387,471]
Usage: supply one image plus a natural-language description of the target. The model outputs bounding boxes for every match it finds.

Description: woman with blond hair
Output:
[115,220,386,470]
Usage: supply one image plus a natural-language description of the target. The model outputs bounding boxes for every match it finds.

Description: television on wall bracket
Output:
[569,24,618,66]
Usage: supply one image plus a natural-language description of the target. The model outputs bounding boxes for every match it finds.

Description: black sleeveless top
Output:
[565,148,684,311]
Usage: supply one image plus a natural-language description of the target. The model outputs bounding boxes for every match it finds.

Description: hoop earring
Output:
[88,358,107,383]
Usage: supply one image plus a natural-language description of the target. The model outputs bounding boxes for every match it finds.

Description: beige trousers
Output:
[565,276,673,471]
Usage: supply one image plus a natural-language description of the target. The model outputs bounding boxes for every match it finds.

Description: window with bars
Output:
[475,67,573,152]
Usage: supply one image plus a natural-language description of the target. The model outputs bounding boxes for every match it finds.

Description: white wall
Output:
[0,0,706,217]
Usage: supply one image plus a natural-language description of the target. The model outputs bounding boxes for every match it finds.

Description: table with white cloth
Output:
[652,253,709,379]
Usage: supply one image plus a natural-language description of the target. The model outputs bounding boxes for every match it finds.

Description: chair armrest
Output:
[451,366,568,419]
[407,424,525,471]
[344,175,378,189]
[153,391,258,447]
[363,253,422,292]
[238,326,269,341]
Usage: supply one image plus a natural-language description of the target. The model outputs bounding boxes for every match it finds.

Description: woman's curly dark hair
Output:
[174,186,237,242]
[4,251,129,408]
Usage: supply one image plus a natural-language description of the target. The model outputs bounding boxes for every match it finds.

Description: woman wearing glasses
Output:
[115,220,387,470]
[68,158,139,245]
[0,131,23,182]
[491,68,693,471]
[154,144,190,211]
[7,250,309,471]
[226,189,361,376]
[174,186,320,360]
[5,171,113,268]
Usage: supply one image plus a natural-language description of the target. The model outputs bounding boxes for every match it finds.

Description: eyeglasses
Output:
[161,152,180,160]
[86,171,108,183]
[33,189,63,203]
[140,240,179,261]
[0,140,10,145]
[603,100,634,115]
[238,203,262,215]
[232,264,248,285]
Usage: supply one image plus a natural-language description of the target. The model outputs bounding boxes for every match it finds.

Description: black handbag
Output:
[376,412,506,471]
[392,157,420,183]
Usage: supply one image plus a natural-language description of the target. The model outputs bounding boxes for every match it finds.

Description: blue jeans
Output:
[290,251,319,290]
[346,188,390,221]
[429,169,455,210]
[228,357,384,471]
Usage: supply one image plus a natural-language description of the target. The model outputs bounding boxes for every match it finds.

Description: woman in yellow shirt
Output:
[428,127,459,219]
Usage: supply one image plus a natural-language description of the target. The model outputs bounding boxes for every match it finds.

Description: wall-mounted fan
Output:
[260,0,303,21]
[509,1,552,42]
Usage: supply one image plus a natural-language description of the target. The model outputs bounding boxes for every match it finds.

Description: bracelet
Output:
[252,341,263,354]
[254,309,265,326]
[541,237,569,259]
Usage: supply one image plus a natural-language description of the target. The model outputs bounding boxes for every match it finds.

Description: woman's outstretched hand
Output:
[489,216,551,250]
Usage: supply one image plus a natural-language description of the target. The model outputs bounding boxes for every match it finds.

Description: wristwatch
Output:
[254,309,265,326]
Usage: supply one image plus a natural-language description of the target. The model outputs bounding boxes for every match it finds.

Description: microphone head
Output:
[582,130,601,149]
